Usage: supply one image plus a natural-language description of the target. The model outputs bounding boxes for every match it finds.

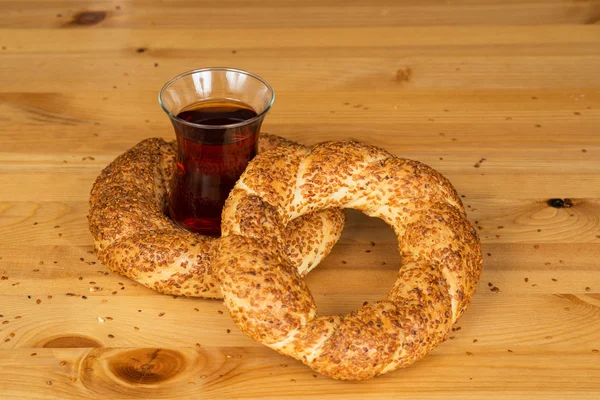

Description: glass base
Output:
[173,216,221,237]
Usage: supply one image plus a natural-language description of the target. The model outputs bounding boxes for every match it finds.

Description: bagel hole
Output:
[303,210,401,316]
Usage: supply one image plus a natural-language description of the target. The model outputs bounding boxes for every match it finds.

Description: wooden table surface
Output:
[1,1,600,399]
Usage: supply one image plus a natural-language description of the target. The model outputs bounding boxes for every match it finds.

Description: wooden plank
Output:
[1,92,598,132]
[2,54,600,91]
[1,243,599,300]
[1,0,600,29]
[0,347,598,400]
[0,124,599,156]
[2,26,600,54]
[3,166,600,200]
[1,200,600,246]
[0,287,599,349]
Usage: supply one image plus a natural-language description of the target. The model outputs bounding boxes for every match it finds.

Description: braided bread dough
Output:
[216,141,482,380]
[88,135,345,298]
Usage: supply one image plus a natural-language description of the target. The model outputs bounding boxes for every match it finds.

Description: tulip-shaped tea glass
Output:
[159,68,274,236]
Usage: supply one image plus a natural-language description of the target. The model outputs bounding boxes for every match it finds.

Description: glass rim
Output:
[158,67,275,130]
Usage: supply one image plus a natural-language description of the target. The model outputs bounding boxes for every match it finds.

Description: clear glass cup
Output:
[159,68,274,236]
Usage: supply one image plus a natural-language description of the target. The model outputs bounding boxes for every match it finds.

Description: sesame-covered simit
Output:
[88,134,346,298]
[216,141,483,380]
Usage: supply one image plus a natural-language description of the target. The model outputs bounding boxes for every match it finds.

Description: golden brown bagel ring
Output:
[88,134,346,298]
[216,141,482,380]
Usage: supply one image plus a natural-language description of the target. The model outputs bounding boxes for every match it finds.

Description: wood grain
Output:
[1,0,600,28]
[2,347,597,400]
[1,0,600,398]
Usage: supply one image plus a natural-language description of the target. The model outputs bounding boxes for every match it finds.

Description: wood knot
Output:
[78,347,208,395]
[395,67,412,83]
[71,11,106,26]
[547,198,574,208]
[41,335,102,348]
[108,349,185,384]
